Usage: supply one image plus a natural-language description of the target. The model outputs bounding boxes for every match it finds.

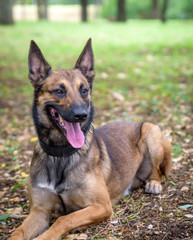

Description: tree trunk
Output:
[117,0,126,22]
[37,0,48,20]
[0,0,14,25]
[152,0,159,19]
[94,0,101,19]
[80,0,88,22]
[161,0,169,22]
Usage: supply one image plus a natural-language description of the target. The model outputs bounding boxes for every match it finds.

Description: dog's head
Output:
[28,39,95,149]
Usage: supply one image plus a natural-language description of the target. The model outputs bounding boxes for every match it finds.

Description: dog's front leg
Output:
[9,208,50,240]
[9,188,60,240]
[34,203,113,240]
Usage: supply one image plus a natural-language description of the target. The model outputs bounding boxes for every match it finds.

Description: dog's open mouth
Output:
[50,108,85,149]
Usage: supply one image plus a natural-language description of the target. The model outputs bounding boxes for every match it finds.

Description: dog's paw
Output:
[145,180,162,194]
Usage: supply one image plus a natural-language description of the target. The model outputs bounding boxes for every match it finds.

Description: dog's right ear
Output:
[75,38,95,84]
[28,40,52,88]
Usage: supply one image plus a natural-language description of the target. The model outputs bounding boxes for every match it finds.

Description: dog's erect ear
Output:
[75,38,95,83]
[28,40,52,88]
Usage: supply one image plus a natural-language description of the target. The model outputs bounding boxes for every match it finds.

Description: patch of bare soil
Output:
[0,97,192,240]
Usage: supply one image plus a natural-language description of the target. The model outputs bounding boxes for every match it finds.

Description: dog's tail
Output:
[160,137,172,177]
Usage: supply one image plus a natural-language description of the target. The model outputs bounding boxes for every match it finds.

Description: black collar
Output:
[38,123,94,157]
[39,139,79,157]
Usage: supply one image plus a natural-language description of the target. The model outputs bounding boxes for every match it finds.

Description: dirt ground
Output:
[0,95,193,240]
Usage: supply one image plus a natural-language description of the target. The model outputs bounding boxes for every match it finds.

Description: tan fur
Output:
[9,122,172,240]
[9,41,172,240]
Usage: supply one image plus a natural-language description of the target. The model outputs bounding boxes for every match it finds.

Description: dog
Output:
[9,39,172,240]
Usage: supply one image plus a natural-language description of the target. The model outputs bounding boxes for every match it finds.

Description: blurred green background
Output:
[0,0,192,125]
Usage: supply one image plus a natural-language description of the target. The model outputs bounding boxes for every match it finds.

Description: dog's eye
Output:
[54,89,64,95]
[81,88,88,96]
[51,87,66,98]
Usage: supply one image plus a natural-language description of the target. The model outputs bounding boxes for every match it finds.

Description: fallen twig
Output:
[9,214,27,219]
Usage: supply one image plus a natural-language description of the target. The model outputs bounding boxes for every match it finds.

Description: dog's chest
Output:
[35,154,90,212]
[36,154,85,195]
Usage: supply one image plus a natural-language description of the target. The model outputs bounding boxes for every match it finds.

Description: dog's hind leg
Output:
[139,122,172,194]
[146,139,172,194]
[9,187,60,240]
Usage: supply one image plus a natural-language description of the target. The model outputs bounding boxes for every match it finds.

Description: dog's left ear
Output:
[75,38,95,84]
[28,40,52,88]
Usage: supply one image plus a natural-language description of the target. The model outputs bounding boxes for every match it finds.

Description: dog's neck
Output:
[38,137,79,157]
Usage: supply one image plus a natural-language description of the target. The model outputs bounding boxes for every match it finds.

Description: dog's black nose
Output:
[73,108,88,122]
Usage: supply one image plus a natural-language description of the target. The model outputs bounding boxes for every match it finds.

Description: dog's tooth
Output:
[59,115,63,123]
[58,114,66,128]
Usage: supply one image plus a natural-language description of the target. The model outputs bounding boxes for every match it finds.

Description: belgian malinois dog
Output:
[9,39,172,240]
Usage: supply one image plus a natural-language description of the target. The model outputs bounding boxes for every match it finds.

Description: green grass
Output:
[0,20,193,106]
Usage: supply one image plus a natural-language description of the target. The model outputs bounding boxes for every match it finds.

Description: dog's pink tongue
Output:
[64,121,84,148]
